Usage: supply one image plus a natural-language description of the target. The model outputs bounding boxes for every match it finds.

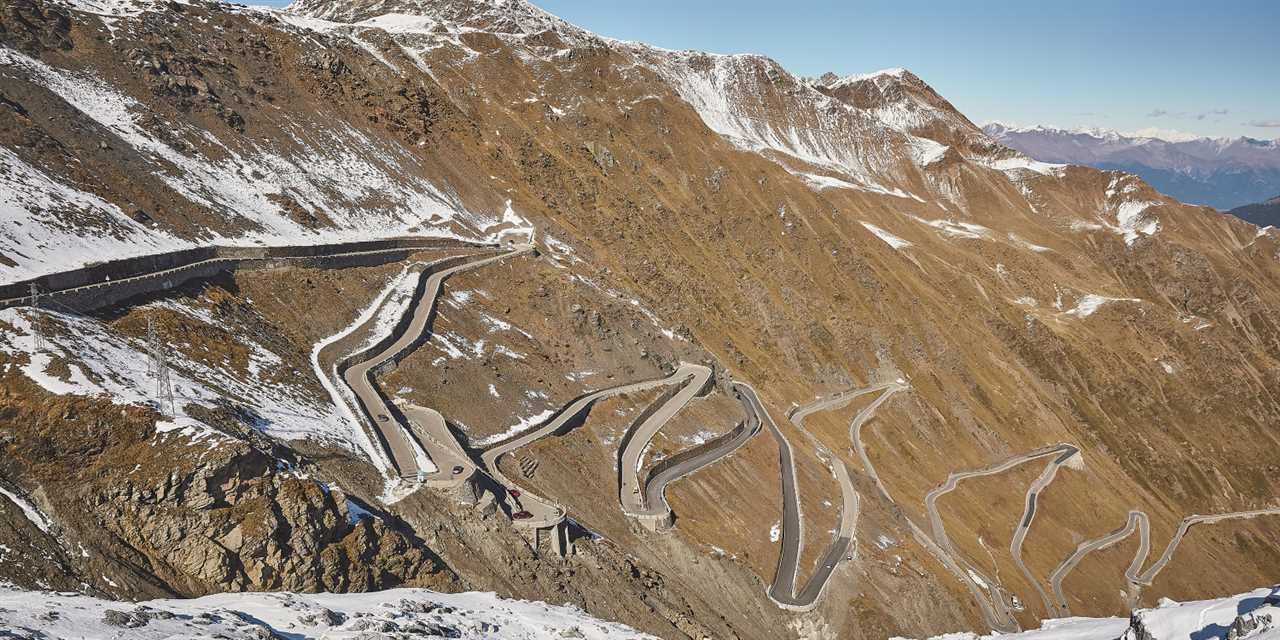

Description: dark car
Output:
[452,465,465,475]
[512,511,533,520]
[377,414,389,422]
[508,489,522,499]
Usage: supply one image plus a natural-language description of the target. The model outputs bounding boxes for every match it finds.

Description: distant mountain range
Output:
[1231,195,1280,227]
[984,124,1280,211]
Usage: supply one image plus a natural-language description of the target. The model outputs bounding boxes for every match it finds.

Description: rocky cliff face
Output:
[1,0,1279,638]
[0,363,455,598]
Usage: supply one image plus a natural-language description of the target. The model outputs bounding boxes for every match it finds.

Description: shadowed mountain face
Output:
[1231,195,1280,227]
[2,0,1280,638]
[984,124,1280,211]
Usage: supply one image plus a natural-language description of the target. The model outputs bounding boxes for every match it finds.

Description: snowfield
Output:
[911,586,1280,640]
[0,585,658,639]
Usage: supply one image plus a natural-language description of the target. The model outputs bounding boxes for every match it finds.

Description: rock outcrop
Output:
[0,371,455,598]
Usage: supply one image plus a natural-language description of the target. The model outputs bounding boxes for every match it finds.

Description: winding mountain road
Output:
[634,388,762,527]
[786,382,901,426]
[1047,506,1280,615]
[921,444,1079,631]
[619,364,713,521]
[340,244,533,480]
[1047,510,1148,616]
[1009,445,1081,614]
[400,405,478,488]
[741,381,885,612]
[36,229,1268,628]
[845,382,909,505]
[822,380,1028,632]
[480,363,707,529]
[1134,508,1280,586]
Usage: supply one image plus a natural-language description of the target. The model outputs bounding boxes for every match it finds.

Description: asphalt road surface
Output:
[1048,506,1280,615]
[1134,508,1280,586]
[922,443,1078,631]
[480,363,705,529]
[619,364,712,516]
[3,238,485,308]
[636,387,762,523]
[1047,510,1147,616]
[738,381,859,612]
[401,405,477,488]
[342,245,532,479]
[1010,446,1081,614]
[38,235,1274,629]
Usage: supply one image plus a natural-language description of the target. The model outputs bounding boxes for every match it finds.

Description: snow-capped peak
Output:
[286,0,578,37]
[982,122,1223,145]
[818,67,909,90]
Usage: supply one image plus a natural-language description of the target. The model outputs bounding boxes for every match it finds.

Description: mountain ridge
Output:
[984,122,1280,210]
[1230,194,1280,228]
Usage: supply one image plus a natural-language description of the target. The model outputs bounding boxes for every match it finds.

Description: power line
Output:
[28,285,46,352]
[146,315,175,418]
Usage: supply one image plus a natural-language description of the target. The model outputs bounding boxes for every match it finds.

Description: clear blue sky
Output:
[269,0,1280,139]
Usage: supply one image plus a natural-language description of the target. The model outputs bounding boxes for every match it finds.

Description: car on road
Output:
[452,465,465,475]
[377,414,389,422]
[512,511,533,520]
[508,489,521,498]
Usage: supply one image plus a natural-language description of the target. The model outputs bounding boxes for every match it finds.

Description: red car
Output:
[512,511,533,520]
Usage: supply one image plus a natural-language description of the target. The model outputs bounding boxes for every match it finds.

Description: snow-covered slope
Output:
[916,586,1280,640]
[0,585,658,639]
[0,35,501,282]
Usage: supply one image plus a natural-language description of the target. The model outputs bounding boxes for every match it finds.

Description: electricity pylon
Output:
[146,316,175,417]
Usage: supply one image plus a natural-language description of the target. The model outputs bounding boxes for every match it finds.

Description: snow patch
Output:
[471,408,557,447]
[1060,294,1141,319]
[1114,200,1162,245]
[978,156,1066,176]
[907,215,991,240]
[860,222,913,250]
[0,487,54,534]
[914,586,1280,640]
[910,137,949,167]
[344,497,375,525]
[1008,233,1052,252]
[796,172,926,202]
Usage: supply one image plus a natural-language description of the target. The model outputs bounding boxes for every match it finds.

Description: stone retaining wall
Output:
[1,237,490,312]
[641,418,755,492]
